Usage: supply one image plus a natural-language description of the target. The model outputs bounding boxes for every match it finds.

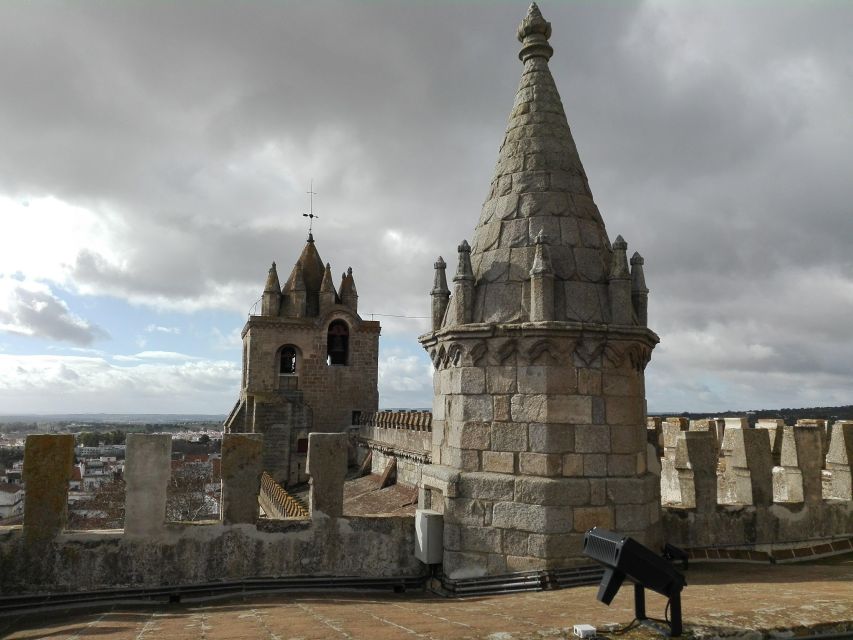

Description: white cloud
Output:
[112,351,201,362]
[378,348,433,409]
[0,354,239,413]
[146,324,181,334]
[0,276,107,345]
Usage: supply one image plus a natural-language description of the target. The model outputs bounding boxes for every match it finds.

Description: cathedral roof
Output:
[467,3,614,324]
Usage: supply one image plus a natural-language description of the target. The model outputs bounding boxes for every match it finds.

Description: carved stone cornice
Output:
[358,437,432,465]
[421,321,658,371]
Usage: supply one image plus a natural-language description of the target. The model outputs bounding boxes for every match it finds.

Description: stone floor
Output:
[1,557,851,639]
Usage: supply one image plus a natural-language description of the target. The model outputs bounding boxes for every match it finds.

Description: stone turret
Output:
[419,3,660,580]
[261,262,281,317]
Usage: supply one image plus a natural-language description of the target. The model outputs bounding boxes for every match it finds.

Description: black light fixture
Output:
[583,528,687,637]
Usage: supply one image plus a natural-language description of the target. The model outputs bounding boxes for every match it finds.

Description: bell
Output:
[330,335,346,353]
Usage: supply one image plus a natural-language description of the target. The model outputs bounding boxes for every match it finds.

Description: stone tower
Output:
[419,4,660,579]
[225,233,380,487]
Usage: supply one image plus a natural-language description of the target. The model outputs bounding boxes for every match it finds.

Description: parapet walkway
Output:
[2,556,851,639]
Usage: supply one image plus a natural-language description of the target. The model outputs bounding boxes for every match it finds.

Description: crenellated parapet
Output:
[0,433,422,595]
[659,418,853,551]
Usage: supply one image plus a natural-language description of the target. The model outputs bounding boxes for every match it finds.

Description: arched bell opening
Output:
[277,344,300,389]
[327,320,349,366]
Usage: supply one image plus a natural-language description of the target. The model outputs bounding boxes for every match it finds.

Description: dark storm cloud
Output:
[0,0,851,409]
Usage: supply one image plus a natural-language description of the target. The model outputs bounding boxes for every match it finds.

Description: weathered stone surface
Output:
[519,452,562,476]
[306,433,348,518]
[515,477,590,506]
[575,424,610,453]
[719,427,773,506]
[492,502,572,533]
[447,421,491,450]
[610,425,643,454]
[221,433,264,525]
[561,453,583,476]
[528,422,574,453]
[573,506,613,533]
[483,451,515,474]
[826,422,853,499]
[583,454,607,477]
[457,472,515,501]
[486,366,517,394]
[125,434,171,537]
[491,422,528,452]
[450,394,494,422]
[528,532,584,558]
[22,435,74,543]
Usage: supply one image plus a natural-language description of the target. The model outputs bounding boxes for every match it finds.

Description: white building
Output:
[0,482,24,520]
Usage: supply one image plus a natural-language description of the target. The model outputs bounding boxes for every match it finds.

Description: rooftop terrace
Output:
[2,556,851,640]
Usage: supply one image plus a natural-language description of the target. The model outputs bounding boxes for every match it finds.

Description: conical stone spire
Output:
[470,3,612,325]
[419,4,661,583]
[264,262,280,293]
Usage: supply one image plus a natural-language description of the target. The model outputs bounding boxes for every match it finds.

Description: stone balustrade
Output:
[0,432,422,595]
[356,410,433,432]
[259,471,309,518]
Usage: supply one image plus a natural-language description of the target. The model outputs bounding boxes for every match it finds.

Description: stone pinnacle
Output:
[517,2,553,62]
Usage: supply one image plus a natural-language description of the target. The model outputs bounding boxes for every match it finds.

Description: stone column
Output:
[221,433,264,525]
[22,434,75,543]
[826,421,853,499]
[306,433,348,518]
[124,434,172,537]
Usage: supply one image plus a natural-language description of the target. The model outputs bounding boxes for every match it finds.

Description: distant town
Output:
[0,414,225,528]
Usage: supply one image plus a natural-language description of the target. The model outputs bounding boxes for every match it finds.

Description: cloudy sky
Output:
[0,1,851,415]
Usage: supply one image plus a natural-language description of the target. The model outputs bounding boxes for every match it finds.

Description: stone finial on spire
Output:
[261,262,281,316]
[454,240,474,282]
[609,235,633,324]
[340,266,358,313]
[452,241,475,325]
[264,262,280,293]
[517,3,553,62]
[530,230,553,276]
[609,235,630,279]
[631,251,649,327]
[319,262,337,312]
[529,231,554,321]
[320,262,335,293]
[431,256,451,331]
[288,261,307,318]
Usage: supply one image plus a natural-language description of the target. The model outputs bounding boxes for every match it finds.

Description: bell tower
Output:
[225,233,380,487]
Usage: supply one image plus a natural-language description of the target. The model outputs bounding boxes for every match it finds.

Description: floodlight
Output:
[583,528,686,637]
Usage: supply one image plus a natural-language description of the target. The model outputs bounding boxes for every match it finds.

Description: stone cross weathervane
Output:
[303,180,319,242]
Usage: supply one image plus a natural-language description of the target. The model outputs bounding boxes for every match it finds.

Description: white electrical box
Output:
[414,509,443,564]
[573,624,597,638]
